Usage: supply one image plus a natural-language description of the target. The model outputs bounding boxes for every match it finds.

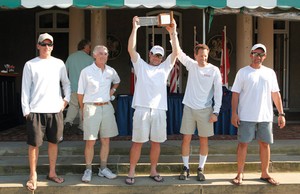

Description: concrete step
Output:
[1,140,300,176]
[1,140,300,156]
[1,154,300,176]
[1,173,300,194]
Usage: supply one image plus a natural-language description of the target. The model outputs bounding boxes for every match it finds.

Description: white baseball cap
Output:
[150,45,164,57]
[38,33,53,43]
[251,43,266,53]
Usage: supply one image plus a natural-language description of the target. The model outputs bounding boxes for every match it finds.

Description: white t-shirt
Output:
[231,65,280,122]
[21,56,71,116]
[178,51,223,113]
[132,54,173,110]
[78,63,120,103]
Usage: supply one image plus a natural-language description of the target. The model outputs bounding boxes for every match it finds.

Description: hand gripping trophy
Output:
[138,11,174,27]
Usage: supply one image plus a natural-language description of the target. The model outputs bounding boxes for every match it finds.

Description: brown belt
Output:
[93,102,109,106]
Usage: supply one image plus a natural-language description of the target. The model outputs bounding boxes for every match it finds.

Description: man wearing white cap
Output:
[21,33,71,191]
[125,16,180,185]
[231,43,285,186]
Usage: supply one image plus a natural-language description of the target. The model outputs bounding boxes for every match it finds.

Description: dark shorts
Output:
[26,112,64,147]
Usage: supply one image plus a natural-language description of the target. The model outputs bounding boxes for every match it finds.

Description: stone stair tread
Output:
[1,173,300,194]
[1,140,300,156]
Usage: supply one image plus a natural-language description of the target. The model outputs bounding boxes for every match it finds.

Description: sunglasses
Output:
[151,52,163,59]
[251,52,266,57]
[39,42,53,47]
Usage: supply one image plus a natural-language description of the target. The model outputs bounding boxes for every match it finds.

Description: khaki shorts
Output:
[132,107,167,143]
[180,106,214,137]
[83,103,118,140]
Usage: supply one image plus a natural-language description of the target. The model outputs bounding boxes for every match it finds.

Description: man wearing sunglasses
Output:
[21,33,71,191]
[125,16,180,185]
[231,43,285,186]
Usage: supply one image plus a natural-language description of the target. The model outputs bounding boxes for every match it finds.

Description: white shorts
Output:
[83,103,118,140]
[180,106,214,137]
[132,107,167,143]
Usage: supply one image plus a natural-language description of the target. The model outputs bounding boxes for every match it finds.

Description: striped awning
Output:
[1,0,300,9]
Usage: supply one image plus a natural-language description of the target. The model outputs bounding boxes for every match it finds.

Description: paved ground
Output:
[0,123,299,141]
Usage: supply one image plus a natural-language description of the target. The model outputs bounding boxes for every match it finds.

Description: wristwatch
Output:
[278,113,285,117]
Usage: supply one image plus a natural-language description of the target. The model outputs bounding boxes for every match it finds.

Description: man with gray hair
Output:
[78,45,120,183]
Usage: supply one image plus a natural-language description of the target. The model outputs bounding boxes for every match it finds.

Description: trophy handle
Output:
[158,11,174,27]
[170,11,174,27]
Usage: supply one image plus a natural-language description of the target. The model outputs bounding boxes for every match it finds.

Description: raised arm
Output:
[128,16,140,63]
[166,19,180,65]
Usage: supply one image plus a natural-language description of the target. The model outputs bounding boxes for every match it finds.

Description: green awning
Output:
[1,0,300,10]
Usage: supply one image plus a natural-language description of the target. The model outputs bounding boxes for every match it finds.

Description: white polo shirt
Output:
[78,63,120,103]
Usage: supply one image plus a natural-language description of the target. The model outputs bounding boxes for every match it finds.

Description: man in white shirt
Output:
[21,33,71,191]
[78,45,120,183]
[178,44,223,181]
[125,16,180,185]
[231,43,286,186]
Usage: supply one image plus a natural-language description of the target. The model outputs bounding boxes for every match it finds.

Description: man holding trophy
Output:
[125,13,180,185]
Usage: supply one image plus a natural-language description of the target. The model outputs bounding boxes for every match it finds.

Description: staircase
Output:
[0,139,300,194]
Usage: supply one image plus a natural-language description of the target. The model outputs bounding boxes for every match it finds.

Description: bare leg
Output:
[150,141,161,176]
[181,134,192,156]
[47,142,64,183]
[199,136,208,155]
[233,142,248,184]
[100,138,110,167]
[259,140,270,178]
[48,142,58,177]
[128,142,143,177]
[27,145,38,190]
[85,140,96,166]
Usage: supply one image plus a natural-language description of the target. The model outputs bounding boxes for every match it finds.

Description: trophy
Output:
[138,11,174,27]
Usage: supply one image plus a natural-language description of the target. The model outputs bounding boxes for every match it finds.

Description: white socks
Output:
[182,155,208,169]
[182,156,190,169]
[199,155,207,169]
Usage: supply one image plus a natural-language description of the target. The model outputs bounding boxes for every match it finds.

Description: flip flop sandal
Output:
[260,177,280,186]
[232,175,244,186]
[46,175,65,184]
[149,175,164,182]
[26,179,37,191]
[125,176,135,185]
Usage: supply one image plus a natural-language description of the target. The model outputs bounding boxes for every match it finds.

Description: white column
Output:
[69,8,85,54]
[257,18,274,68]
[91,10,107,49]
[236,14,253,70]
